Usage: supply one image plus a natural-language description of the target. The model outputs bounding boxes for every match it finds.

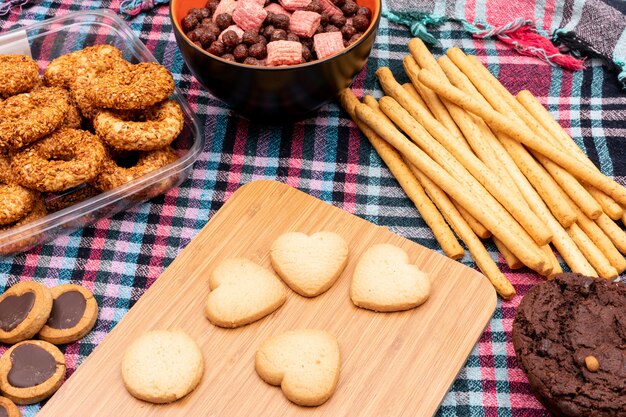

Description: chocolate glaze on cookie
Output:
[0,405,8,417]
[0,292,35,331]
[46,291,86,329]
[512,273,626,417]
[8,344,57,388]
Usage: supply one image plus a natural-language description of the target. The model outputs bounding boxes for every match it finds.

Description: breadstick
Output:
[338,89,465,259]
[455,204,492,239]
[417,68,626,206]
[542,245,563,276]
[408,164,516,298]
[458,53,602,220]
[402,55,466,144]
[436,57,521,195]
[379,95,552,256]
[595,213,626,255]
[516,89,624,220]
[353,102,550,275]
[376,68,552,246]
[564,194,626,273]
[431,58,596,275]
[408,38,447,78]
[567,223,618,280]
[493,238,523,269]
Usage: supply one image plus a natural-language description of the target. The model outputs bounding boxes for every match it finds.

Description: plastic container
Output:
[0,10,204,256]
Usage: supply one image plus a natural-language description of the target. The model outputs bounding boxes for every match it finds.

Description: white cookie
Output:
[350,243,430,312]
[121,329,204,404]
[255,329,340,407]
[270,231,349,297]
[205,258,287,328]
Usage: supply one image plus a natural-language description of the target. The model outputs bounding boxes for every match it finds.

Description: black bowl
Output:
[171,0,381,121]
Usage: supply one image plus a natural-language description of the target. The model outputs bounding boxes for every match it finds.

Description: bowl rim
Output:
[170,0,382,71]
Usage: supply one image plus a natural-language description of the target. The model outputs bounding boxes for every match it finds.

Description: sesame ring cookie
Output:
[43,44,125,89]
[0,197,47,232]
[11,128,106,192]
[86,62,175,110]
[0,55,39,98]
[0,154,38,227]
[94,100,184,151]
[60,99,83,129]
[91,146,178,192]
[44,185,99,213]
[0,281,53,344]
[0,87,70,149]
[0,340,66,405]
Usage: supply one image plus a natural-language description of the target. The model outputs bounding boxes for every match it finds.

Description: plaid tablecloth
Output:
[1,0,625,416]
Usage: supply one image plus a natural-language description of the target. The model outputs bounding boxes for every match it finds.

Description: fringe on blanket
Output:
[0,0,31,16]
[120,0,170,17]
[384,11,585,71]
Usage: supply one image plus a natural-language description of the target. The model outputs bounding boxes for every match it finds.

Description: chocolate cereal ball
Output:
[331,0,345,6]
[221,53,235,61]
[306,0,323,13]
[273,14,290,30]
[286,32,300,42]
[341,0,358,16]
[271,29,288,41]
[330,14,347,27]
[302,45,312,61]
[206,0,219,13]
[325,24,340,32]
[204,22,221,37]
[243,57,260,66]
[198,30,216,48]
[222,30,240,48]
[248,42,267,59]
[215,13,232,31]
[263,25,276,38]
[341,24,356,40]
[207,40,225,56]
[352,14,369,31]
[356,6,372,19]
[182,15,199,33]
[242,30,259,45]
[233,44,249,62]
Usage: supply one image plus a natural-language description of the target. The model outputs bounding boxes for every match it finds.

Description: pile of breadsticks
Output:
[339,38,626,299]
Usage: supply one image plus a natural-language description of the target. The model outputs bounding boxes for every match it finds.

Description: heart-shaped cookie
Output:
[350,243,430,312]
[255,329,340,406]
[205,258,287,328]
[270,231,349,297]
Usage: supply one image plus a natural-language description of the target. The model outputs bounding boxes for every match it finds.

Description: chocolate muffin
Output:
[512,273,626,417]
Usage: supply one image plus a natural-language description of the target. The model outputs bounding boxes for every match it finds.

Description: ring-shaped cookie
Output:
[0,55,39,98]
[0,154,38,226]
[91,146,178,192]
[38,284,99,345]
[0,340,66,405]
[11,128,106,192]
[86,62,175,110]
[0,281,53,344]
[43,44,125,89]
[94,100,184,151]
[0,87,70,149]
[0,197,47,232]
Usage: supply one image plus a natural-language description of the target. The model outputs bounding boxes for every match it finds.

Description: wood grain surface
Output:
[38,180,497,417]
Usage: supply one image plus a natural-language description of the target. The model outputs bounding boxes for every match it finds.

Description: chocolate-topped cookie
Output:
[512,273,626,417]
[0,340,66,405]
[0,282,53,344]
[38,284,98,345]
[0,396,20,417]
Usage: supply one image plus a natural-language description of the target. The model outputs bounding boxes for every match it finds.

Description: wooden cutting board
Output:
[39,180,497,417]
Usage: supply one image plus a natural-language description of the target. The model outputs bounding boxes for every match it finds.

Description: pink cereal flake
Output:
[278,0,312,11]
[233,1,268,31]
[319,0,342,16]
[289,11,321,38]
[313,31,344,59]
[264,2,291,16]
[241,0,266,6]
[266,41,303,66]
[212,0,239,21]
[218,25,245,42]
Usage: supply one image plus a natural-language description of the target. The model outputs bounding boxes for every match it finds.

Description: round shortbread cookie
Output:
[121,329,204,404]
[0,340,66,405]
[38,284,99,345]
[0,396,21,417]
[0,282,53,344]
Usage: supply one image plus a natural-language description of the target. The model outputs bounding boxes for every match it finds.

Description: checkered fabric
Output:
[1,0,625,416]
